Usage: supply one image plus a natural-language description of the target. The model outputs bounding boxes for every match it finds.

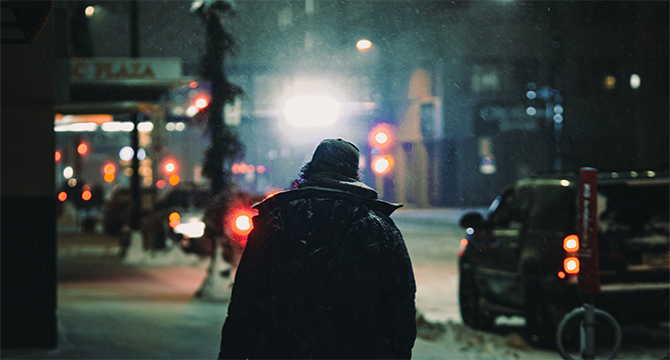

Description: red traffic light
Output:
[369,123,393,149]
[77,143,89,155]
[163,159,177,174]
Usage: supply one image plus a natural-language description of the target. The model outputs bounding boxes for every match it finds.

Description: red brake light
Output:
[231,210,254,236]
[563,235,579,252]
[564,257,580,274]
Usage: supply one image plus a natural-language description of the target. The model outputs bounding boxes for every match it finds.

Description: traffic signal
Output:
[163,159,177,174]
[162,159,180,186]
[368,123,395,175]
[372,155,394,175]
[368,123,393,149]
[103,163,116,183]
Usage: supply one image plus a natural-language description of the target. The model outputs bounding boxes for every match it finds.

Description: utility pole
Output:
[129,0,141,233]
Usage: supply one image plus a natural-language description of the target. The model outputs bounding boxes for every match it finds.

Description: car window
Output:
[599,183,670,236]
[489,185,532,228]
[525,185,575,231]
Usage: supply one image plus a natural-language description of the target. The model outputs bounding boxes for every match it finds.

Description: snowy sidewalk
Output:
[6,214,667,359]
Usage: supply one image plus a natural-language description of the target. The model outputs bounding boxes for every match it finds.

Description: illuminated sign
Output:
[70,58,182,82]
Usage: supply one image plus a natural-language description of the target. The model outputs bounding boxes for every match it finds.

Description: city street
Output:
[3,208,668,360]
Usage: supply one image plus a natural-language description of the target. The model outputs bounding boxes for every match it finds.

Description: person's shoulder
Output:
[351,207,403,253]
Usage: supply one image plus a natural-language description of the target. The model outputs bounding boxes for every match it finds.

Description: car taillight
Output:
[563,234,579,252]
[564,257,580,274]
[169,212,181,228]
[457,238,469,258]
[231,209,254,236]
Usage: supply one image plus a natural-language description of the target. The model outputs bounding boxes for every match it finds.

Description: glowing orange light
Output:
[169,174,180,186]
[563,235,579,252]
[564,257,580,274]
[103,164,116,183]
[369,123,393,149]
[169,212,181,228]
[460,238,468,247]
[189,81,198,88]
[81,190,92,201]
[247,165,255,173]
[77,143,88,155]
[104,164,116,175]
[231,209,254,236]
[55,151,62,162]
[156,180,166,189]
[372,156,394,175]
[558,271,566,279]
[194,96,209,109]
[58,191,67,202]
[356,39,373,51]
[257,165,266,174]
[164,160,177,174]
[232,164,240,174]
[266,191,280,199]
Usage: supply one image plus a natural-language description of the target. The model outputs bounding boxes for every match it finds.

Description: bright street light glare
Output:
[356,39,372,51]
[374,132,388,145]
[283,95,341,128]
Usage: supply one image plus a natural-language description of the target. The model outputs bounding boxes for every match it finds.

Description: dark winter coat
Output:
[218,172,417,359]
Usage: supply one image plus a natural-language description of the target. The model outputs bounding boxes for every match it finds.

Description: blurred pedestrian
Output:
[218,138,417,359]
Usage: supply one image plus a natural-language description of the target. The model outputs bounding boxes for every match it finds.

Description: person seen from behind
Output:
[218,138,417,359]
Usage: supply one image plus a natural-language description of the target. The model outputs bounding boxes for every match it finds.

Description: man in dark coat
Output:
[218,138,417,359]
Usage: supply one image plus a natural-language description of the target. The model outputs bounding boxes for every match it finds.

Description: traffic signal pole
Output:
[129,0,141,232]
[130,111,141,231]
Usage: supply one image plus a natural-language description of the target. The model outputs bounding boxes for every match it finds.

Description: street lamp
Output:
[282,94,341,128]
[356,39,373,51]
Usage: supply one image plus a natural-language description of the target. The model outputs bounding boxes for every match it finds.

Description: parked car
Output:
[154,185,212,254]
[457,169,669,347]
[157,185,265,258]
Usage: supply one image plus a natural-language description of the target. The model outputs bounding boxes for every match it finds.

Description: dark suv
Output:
[458,170,669,346]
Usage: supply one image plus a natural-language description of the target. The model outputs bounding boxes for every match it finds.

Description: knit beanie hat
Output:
[302,138,360,179]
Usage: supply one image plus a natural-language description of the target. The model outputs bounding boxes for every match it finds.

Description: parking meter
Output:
[577,168,600,294]
[556,168,620,360]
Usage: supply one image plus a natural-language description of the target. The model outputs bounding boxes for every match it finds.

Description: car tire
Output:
[459,262,494,330]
